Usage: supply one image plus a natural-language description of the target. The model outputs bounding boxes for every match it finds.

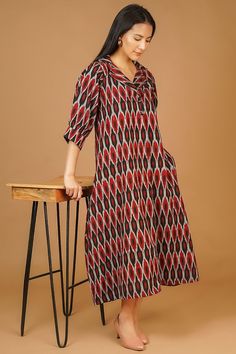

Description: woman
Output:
[63,3,200,351]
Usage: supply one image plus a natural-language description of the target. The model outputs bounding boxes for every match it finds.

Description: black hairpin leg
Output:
[56,200,80,316]
[58,195,106,326]
[99,302,106,325]
[68,200,80,314]
[21,201,38,336]
[84,195,106,326]
[21,196,106,348]
[55,202,66,315]
[43,201,70,347]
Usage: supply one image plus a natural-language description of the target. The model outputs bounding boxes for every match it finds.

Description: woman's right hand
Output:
[64,175,83,201]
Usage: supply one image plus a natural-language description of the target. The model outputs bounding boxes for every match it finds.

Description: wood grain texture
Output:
[6,176,94,202]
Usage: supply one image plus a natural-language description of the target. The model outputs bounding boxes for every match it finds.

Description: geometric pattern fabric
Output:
[64,54,200,305]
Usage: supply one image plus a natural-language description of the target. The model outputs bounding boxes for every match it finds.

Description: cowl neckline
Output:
[99,54,148,89]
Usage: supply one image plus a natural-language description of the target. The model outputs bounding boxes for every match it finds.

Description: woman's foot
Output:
[134,321,149,345]
[133,298,149,344]
[114,313,145,351]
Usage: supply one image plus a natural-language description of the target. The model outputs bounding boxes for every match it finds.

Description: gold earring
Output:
[118,38,122,47]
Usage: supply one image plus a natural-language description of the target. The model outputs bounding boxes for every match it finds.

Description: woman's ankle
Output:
[119,310,136,323]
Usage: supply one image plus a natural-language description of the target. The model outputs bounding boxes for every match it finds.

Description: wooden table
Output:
[6,176,106,347]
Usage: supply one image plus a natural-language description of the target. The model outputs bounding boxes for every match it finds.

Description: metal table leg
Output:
[20,197,106,348]
[69,196,106,326]
[56,200,82,317]
[43,200,70,347]
[21,201,38,336]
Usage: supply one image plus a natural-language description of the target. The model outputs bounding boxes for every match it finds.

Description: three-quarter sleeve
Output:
[63,60,102,150]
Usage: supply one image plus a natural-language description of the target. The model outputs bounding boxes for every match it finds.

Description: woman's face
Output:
[120,22,153,60]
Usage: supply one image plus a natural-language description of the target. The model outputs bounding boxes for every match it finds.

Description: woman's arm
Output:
[63,61,103,200]
[64,141,83,201]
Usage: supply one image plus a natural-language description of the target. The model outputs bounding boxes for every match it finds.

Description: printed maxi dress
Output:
[63,54,200,305]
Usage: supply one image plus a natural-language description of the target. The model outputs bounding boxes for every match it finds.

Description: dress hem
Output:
[92,276,200,305]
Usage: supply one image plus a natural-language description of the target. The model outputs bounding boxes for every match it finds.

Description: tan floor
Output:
[1,277,235,354]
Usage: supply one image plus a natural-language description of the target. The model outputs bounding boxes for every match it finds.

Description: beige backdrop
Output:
[1,0,236,353]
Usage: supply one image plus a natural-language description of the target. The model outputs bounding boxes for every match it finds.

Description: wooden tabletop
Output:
[6,176,94,202]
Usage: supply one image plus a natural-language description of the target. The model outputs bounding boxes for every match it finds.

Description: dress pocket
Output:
[163,147,178,189]
[163,147,176,169]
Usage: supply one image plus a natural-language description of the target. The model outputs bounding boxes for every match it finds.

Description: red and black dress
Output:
[64,54,200,305]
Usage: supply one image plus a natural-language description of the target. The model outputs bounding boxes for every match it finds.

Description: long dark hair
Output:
[93,3,156,61]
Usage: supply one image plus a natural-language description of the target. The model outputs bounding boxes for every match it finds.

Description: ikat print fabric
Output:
[64,54,200,305]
